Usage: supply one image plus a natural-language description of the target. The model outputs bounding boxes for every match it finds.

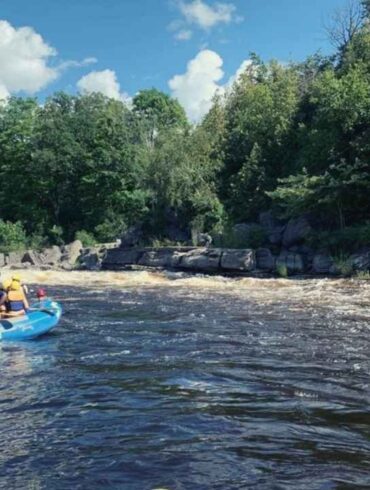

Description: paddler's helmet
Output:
[2,279,11,291]
[37,288,46,298]
[12,274,21,282]
[10,280,21,291]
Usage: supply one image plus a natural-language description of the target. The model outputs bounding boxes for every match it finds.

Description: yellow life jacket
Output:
[7,289,25,312]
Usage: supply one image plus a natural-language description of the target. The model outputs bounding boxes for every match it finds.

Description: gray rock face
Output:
[5,251,24,266]
[62,240,83,265]
[41,245,62,265]
[120,225,143,248]
[0,253,5,268]
[276,251,305,275]
[350,251,370,271]
[256,248,276,271]
[22,250,42,267]
[312,254,334,274]
[194,233,212,247]
[181,248,222,271]
[220,249,255,271]
[80,252,100,270]
[139,250,175,268]
[78,247,107,270]
[259,211,285,245]
[282,216,312,248]
[103,248,142,269]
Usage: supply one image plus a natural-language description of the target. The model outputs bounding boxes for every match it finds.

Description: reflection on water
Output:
[0,270,369,489]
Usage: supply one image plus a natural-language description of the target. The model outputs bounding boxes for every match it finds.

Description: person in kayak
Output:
[4,279,30,317]
[0,279,11,314]
[35,288,48,305]
[11,273,29,294]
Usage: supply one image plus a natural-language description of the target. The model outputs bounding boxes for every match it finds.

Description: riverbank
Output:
[1,238,370,279]
[102,246,370,279]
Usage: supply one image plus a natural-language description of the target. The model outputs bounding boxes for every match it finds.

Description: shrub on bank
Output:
[0,220,28,252]
[75,230,97,247]
[308,224,370,255]
[214,224,267,249]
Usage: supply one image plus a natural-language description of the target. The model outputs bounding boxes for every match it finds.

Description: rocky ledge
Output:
[0,240,114,272]
[2,238,369,278]
[102,246,370,276]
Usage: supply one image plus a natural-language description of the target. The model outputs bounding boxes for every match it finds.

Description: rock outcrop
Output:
[282,216,312,248]
[256,248,276,271]
[312,254,335,274]
[276,251,305,275]
[350,250,370,271]
[221,249,255,271]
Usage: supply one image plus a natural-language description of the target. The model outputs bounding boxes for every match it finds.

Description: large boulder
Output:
[0,253,5,268]
[181,248,222,271]
[138,249,177,268]
[282,216,312,248]
[350,250,370,271]
[256,248,276,271]
[40,245,62,266]
[220,249,255,272]
[259,211,285,245]
[5,251,24,267]
[22,250,43,267]
[80,252,100,271]
[276,251,305,275]
[312,254,335,274]
[62,240,83,265]
[102,248,142,269]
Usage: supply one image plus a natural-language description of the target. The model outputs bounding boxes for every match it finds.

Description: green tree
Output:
[221,60,300,220]
[133,89,188,146]
[0,97,41,230]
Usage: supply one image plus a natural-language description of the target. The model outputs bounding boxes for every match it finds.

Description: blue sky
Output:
[0,0,350,119]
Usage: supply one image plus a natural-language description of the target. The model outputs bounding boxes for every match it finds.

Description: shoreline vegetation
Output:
[0,2,369,270]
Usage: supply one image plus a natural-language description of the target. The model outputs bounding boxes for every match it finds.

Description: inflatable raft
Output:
[0,299,62,341]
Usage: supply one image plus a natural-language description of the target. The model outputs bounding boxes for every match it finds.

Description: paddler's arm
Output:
[22,292,30,311]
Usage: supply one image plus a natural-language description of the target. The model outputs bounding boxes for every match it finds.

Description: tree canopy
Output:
[0,1,369,251]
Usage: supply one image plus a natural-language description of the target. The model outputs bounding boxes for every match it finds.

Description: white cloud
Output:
[226,59,253,87]
[0,84,9,100]
[57,57,97,71]
[175,29,193,41]
[169,50,252,121]
[169,49,224,122]
[178,0,239,29]
[0,19,58,99]
[0,20,98,101]
[77,69,129,103]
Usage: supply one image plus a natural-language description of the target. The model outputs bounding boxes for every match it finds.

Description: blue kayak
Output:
[0,299,62,341]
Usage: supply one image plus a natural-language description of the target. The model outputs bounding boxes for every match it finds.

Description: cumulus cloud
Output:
[0,19,99,101]
[226,59,253,87]
[169,49,252,121]
[169,49,224,121]
[0,19,58,99]
[178,0,238,29]
[77,69,129,103]
[170,1,242,41]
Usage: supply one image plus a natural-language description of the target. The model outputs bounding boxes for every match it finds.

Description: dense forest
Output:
[0,0,369,254]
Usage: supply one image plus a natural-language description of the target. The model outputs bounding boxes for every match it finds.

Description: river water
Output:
[0,270,369,489]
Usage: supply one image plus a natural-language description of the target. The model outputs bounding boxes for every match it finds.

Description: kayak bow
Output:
[0,299,62,341]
